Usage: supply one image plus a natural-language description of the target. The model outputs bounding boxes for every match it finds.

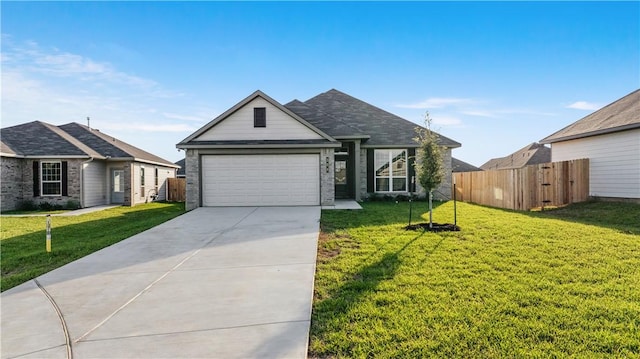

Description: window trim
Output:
[40,160,62,196]
[254,107,266,128]
[374,149,408,193]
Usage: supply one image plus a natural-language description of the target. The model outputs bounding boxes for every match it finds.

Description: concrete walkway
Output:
[2,205,120,217]
[1,206,321,359]
[321,200,362,210]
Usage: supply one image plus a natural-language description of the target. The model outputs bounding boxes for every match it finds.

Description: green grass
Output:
[0,202,185,291]
[311,201,640,358]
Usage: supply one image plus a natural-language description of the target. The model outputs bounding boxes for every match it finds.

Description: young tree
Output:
[414,112,444,228]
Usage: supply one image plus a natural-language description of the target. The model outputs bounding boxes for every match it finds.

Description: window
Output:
[374,149,407,192]
[254,107,266,127]
[140,167,145,198]
[41,161,62,196]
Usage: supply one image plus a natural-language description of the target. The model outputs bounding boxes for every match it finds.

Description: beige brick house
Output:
[1,121,179,211]
[177,89,461,210]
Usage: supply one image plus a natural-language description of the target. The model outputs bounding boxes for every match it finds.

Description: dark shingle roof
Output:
[1,121,177,167]
[0,121,89,157]
[299,89,461,148]
[452,158,483,172]
[284,100,366,138]
[58,123,130,158]
[175,159,185,177]
[58,123,176,166]
[541,89,640,143]
[480,143,551,170]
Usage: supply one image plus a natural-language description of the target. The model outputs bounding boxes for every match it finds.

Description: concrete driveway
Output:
[1,206,320,359]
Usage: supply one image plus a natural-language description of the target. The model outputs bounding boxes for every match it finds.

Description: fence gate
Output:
[167,178,186,202]
[453,159,589,211]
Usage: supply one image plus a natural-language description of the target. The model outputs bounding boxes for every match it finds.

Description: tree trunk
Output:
[429,190,433,228]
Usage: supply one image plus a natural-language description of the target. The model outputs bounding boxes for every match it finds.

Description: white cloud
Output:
[1,38,198,125]
[97,122,199,133]
[566,101,601,111]
[396,97,475,109]
[162,112,208,123]
[460,110,498,118]
[1,37,205,162]
[432,115,463,127]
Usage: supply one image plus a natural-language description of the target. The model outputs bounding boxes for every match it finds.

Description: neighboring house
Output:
[176,89,461,209]
[452,157,483,172]
[1,121,179,211]
[540,89,640,201]
[480,142,551,171]
[175,159,186,178]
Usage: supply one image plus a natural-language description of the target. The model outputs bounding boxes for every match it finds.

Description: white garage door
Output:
[202,154,320,206]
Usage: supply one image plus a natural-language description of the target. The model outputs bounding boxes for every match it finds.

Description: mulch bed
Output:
[404,223,461,232]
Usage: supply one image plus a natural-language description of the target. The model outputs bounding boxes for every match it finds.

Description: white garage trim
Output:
[201,154,320,206]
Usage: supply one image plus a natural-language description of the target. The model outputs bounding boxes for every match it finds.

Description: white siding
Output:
[196,97,323,141]
[83,161,107,207]
[132,163,145,205]
[154,166,176,201]
[551,128,640,199]
[131,163,176,204]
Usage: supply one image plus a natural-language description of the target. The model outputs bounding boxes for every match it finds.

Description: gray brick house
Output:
[1,121,179,211]
[177,89,461,210]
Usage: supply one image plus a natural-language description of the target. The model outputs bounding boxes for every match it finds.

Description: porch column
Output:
[354,140,361,201]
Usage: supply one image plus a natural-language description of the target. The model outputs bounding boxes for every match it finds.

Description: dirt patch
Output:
[404,223,461,232]
[317,232,341,259]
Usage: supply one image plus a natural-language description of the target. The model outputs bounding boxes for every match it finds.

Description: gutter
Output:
[540,123,640,144]
[104,156,181,169]
[176,143,341,150]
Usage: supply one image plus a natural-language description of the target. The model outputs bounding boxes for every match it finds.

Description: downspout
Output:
[80,157,94,208]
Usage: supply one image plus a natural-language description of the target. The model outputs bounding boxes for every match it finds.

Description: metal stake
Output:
[46,215,52,252]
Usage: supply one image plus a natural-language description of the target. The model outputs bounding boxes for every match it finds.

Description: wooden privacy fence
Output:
[453,159,589,211]
[167,178,186,202]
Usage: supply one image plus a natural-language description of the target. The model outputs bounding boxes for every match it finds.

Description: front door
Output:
[111,169,124,204]
[335,155,350,199]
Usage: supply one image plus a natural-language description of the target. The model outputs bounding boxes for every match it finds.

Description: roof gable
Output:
[541,89,640,143]
[302,89,461,148]
[178,90,336,145]
[1,140,19,157]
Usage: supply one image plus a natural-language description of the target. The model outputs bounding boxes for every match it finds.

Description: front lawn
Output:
[311,201,640,358]
[0,202,185,291]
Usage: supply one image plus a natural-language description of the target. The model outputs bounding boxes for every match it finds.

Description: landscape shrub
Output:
[65,200,81,210]
[17,200,38,211]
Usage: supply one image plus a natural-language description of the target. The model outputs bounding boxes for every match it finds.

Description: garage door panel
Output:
[202,154,320,206]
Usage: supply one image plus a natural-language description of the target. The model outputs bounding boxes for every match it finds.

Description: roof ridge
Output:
[541,88,640,143]
[287,99,364,136]
[42,122,102,158]
[62,122,177,166]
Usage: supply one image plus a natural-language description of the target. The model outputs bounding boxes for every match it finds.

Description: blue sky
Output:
[2,1,639,166]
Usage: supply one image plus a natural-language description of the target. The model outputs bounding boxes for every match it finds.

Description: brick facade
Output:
[185,149,200,211]
[1,157,83,211]
[1,157,25,211]
[320,148,335,206]
[358,147,453,201]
